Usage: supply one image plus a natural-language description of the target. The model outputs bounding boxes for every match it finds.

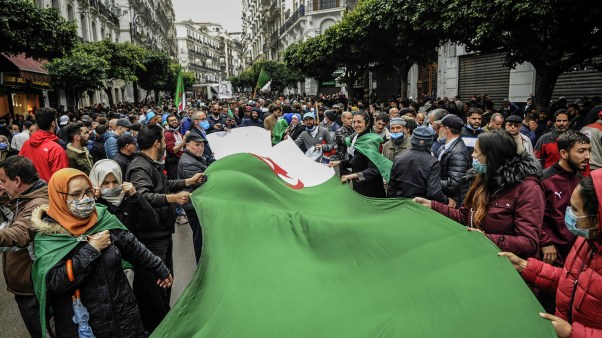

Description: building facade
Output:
[175,21,244,96]
[437,43,602,106]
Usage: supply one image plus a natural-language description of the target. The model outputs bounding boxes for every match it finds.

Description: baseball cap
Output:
[116,118,132,128]
[59,115,69,126]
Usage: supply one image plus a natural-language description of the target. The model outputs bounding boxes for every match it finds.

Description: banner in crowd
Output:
[151,130,554,337]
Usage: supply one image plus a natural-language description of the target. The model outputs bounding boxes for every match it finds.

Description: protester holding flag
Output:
[499,173,602,338]
[415,130,544,258]
[31,168,172,338]
[329,111,393,198]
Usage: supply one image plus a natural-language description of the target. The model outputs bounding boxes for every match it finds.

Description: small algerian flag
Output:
[256,67,270,90]
[151,127,554,338]
[174,65,186,112]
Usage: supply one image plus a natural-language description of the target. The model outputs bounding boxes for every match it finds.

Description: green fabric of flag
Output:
[345,132,393,181]
[151,153,554,338]
[174,65,185,111]
[271,118,289,145]
[32,205,127,337]
[256,67,270,89]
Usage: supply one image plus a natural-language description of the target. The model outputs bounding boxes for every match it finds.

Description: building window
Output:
[91,21,98,41]
[81,15,89,41]
[67,4,75,21]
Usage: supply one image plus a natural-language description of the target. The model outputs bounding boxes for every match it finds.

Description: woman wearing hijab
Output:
[89,159,159,230]
[31,168,173,337]
[500,172,602,337]
[284,113,304,141]
[328,111,393,198]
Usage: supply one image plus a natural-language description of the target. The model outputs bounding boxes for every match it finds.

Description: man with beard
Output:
[207,103,226,134]
[240,108,264,127]
[535,109,570,169]
[65,122,93,174]
[295,113,335,160]
[537,131,590,312]
[126,125,203,332]
[164,114,188,179]
[581,110,602,170]
[460,107,483,156]
[189,111,215,164]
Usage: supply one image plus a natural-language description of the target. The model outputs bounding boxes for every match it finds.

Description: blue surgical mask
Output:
[306,126,316,132]
[472,158,487,173]
[0,142,7,151]
[565,206,596,239]
[12,131,19,136]
[200,121,210,130]
[123,131,131,136]
[390,132,404,140]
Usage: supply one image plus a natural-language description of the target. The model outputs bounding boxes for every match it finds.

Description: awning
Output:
[0,53,49,82]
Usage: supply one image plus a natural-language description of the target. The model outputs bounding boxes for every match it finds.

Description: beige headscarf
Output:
[89,159,125,206]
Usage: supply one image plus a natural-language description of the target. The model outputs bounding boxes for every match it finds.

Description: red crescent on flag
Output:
[253,154,304,189]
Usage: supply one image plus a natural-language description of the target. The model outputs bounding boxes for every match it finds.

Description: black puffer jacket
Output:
[438,137,470,205]
[387,147,448,203]
[32,206,170,338]
[96,192,159,232]
[126,153,186,239]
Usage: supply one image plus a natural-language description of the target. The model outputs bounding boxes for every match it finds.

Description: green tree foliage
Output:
[414,0,602,108]
[77,41,146,106]
[230,60,303,93]
[45,51,108,107]
[136,50,172,99]
[0,0,78,60]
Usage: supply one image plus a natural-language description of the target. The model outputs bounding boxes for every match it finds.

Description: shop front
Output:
[0,53,50,118]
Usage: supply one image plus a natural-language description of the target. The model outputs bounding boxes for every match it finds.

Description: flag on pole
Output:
[175,65,186,112]
[260,80,271,93]
[150,129,555,338]
[256,67,270,92]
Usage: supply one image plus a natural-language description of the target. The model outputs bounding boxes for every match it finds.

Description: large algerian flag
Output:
[151,128,554,338]
[174,65,185,112]
[256,66,271,92]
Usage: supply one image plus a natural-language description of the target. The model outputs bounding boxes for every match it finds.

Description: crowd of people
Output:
[0,91,601,337]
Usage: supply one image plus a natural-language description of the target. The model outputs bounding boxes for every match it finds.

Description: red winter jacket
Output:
[522,238,602,337]
[431,154,544,258]
[18,130,69,182]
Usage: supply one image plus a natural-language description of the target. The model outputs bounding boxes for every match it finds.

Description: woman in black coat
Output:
[328,111,392,198]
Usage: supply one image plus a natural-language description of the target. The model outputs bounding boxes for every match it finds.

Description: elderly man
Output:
[381,118,411,161]
[0,156,48,337]
[387,126,449,203]
[437,115,470,207]
[105,118,132,159]
[505,115,534,155]
[177,133,208,263]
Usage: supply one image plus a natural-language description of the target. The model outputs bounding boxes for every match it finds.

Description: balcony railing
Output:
[308,0,340,11]
[279,5,304,35]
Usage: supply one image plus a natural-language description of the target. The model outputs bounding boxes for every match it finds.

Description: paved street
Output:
[0,221,197,338]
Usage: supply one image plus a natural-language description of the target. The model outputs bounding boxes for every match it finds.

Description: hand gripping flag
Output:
[174,65,185,112]
[151,128,554,338]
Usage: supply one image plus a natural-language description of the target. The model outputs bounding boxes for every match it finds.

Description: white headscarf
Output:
[89,159,124,206]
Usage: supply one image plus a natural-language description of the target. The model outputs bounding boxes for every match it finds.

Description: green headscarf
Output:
[345,132,393,181]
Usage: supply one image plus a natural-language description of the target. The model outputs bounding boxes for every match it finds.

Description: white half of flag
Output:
[178,92,186,111]
[260,80,271,93]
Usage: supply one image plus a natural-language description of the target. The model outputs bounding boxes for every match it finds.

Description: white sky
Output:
[172,0,243,33]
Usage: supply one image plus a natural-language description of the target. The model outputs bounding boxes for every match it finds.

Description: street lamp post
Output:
[130,13,148,44]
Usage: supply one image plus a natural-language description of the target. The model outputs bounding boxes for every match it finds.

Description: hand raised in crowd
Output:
[185,173,205,186]
[539,313,571,338]
[528,120,538,132]
[413,197,432,209]
[157,274,174,289]
[88,230,111,252]
[168,190,191,205]
[541,245,557,264]
[498,252,528,273]
[122,182,136,196]
[447,198,457,208]
[184,131,190,139]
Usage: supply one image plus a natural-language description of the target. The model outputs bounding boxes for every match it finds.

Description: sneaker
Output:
[176,215,188,225]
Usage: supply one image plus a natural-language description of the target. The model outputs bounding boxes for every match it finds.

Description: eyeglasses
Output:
[58,188,95,201]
